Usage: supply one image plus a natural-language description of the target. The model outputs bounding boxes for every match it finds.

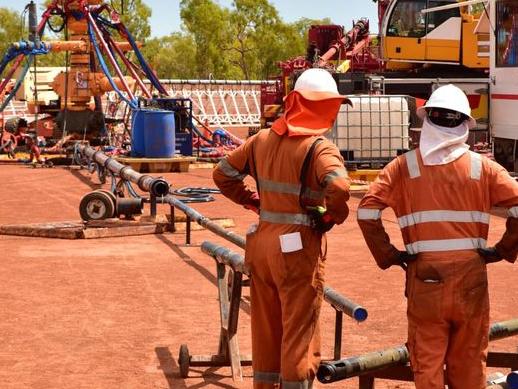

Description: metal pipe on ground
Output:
[77,144,169,197]
[166,197,246,248]
[200,241,368,323]
[78,146,368,323]
[317,319,518,383]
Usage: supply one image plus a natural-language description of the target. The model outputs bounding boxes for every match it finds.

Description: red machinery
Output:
[260,18,380,128]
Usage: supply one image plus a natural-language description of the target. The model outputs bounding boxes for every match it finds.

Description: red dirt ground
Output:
[0,163,517,389]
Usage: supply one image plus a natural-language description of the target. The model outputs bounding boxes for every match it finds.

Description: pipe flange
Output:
[150,178,169,197]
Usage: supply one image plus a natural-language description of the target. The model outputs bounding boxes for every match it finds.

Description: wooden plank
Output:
[0,222,84,239]
[82,224,166,239]
[116,156,196,173]
[189,354,252,367]
[117,156,196,163]
[170,219,235,232]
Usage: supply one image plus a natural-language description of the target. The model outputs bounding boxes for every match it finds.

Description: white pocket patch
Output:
[279,232,303,253]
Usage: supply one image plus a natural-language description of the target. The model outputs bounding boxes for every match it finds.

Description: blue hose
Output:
[0,55,33,113]
[87,19,137,109]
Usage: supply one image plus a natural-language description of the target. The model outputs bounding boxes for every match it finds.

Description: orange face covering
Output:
[271,91,345,137]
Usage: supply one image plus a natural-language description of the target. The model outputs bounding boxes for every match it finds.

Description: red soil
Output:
[0,164,516,388]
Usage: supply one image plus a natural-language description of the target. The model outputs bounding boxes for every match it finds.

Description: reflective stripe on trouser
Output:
[406,256,489,389]
[254,371,280,385]
[246,226,323,389]
[282,379,313,389]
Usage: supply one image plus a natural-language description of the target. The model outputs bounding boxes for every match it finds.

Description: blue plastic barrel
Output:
[130,109,145,157]
[142,109,176,158]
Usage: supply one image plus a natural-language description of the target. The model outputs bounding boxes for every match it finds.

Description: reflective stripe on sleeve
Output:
[323,168,348,186]
[357,208,382,220]
[406,149,421,179]
[405,238,487,254]
[509,206,518,218]
[260,210,312,226]
[398,210,490,228]
[470,151,482,180]
[217,158,246,180]
[253,371,281,384]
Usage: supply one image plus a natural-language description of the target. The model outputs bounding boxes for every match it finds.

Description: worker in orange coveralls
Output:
[213,68,351,388]
[357,84,518,389]
[15,118,44,163]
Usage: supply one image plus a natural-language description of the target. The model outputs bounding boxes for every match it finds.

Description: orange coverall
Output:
[357,149,518,389]
[213,128,350,388]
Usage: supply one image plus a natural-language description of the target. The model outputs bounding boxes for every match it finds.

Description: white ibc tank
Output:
[332,95,410,161]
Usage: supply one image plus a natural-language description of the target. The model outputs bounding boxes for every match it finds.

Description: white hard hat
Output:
[293,68,352,105]
[417,84,476,129]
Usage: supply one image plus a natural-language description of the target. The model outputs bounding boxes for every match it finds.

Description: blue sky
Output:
[0,0,380,37]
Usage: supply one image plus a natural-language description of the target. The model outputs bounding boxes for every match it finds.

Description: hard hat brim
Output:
[295,90,353,106]
[416,106,477,129]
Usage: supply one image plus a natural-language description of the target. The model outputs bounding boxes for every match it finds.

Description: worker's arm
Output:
[313,141,350,224]
[357,159,402,270]
[212,135,259,208]
[488,160,518,263]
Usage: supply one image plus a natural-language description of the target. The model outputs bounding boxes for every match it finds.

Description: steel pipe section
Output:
[167,196,246,248]
[77,144,169,197]
[324,286,368,322]
[200,241,367,323]
[318,319,518,384]
[201,241,249,275]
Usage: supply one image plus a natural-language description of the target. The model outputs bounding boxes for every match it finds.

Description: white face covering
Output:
[419,116,470,166]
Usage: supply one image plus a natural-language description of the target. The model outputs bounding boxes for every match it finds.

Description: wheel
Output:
[94,189,117,206]
[178,344,190,378]
[79,191,116,221]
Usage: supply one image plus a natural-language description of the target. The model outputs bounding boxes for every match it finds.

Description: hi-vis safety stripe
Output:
[260,210,312,226]
[398,210,490,228]
[406,150,483,180]
[510,206,518,218]
[406,150,420,178]
[258,178,323,200]
[357,208,382,220]
[405,238,487,254]
[283,379,313,389]
[253,371,280,384]
[218,158,246,180]
[470,151,482,180]
[323,168,348,186]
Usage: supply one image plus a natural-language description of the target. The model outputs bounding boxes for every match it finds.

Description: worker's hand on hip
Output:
[243,192,260,214]
[398,251,417,271]
[307,206,335,233]
[478,247,504,264]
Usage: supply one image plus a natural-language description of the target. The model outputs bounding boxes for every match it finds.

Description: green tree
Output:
[111,0,152,42]
[0,7,26,62]
[142,33,197,79]
[180,0,234,78]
